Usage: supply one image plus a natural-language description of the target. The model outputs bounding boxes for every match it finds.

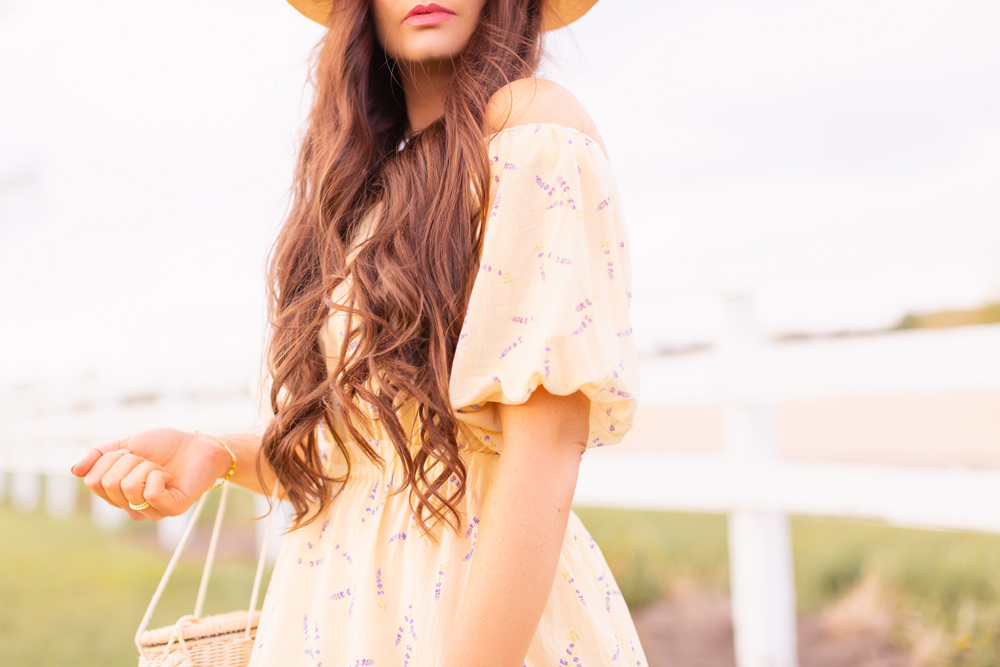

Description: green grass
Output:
[790,517,1000,666]
[790,517,1000,616]
[0,488,272,667]
[573,507,730,608]
[575,507,1000,664]
[895,301,1000,330]
[4,496,1000,665]
[574,507,1000,620]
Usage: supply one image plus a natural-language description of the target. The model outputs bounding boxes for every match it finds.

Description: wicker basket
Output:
[134,481,280,667]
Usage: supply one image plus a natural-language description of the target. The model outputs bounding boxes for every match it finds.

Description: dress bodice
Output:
[317,123,640,463]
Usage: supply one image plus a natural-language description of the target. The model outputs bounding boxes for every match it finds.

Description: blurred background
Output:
[1,1,999,666]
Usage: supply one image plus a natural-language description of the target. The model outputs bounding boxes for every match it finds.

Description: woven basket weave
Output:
[134,481,280,667]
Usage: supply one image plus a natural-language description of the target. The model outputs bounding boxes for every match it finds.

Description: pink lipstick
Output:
[403,3,455,26]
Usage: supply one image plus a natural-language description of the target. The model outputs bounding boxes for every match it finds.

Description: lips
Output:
[403,3,455,26]
[404,3,454,19]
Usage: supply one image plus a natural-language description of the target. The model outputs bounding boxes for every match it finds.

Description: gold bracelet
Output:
[194,430,237,490]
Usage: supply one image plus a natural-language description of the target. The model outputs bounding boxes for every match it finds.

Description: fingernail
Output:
[70,464,77,474]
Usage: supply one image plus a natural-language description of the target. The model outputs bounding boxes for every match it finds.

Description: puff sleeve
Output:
[449,123,639,453]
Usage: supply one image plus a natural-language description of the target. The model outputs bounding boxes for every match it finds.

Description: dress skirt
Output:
[247,437,650,666]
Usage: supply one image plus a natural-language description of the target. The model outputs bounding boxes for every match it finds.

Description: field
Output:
[2,493,999,666]
[0,488,270,667]
[575,507,1000,666]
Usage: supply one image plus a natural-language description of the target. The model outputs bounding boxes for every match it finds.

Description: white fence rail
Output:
[577,453,1000,534]
[0,384,276,549]
[2,292,1000,667]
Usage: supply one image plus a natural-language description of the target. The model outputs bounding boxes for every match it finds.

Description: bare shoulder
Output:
[484,78,608,159]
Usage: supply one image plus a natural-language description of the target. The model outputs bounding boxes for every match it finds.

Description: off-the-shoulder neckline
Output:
[484,122,610,163]
[485,122,601,147]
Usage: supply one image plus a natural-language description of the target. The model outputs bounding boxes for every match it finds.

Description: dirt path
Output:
[631,583,916,667]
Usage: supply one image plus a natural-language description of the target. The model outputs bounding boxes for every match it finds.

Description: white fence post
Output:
[158,506,196,549]
[43,443,79,517]
[45,474,78,517]
[11,443,41,511]
[91,493,127,528]
[718,290,799,667]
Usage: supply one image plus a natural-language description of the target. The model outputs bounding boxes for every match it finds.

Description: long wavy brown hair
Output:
[257,0,546,542]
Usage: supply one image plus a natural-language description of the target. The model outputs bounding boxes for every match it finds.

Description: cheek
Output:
[370,2,396,54]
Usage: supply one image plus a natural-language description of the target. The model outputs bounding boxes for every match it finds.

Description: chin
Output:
[389,26,472,64]
[399,45,465,64]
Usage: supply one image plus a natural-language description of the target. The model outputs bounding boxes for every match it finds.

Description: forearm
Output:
[443,441,583,667]
[214,432,280,498]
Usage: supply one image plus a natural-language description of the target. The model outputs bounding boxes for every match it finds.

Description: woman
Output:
[71,0,646,663]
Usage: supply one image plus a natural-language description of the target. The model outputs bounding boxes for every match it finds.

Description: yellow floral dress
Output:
[248,123,647,666]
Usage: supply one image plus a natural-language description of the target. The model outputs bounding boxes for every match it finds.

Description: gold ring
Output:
[129,500,151,511]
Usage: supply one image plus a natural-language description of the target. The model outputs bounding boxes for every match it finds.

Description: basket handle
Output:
[246,482,281,637]
[134,480,283,652]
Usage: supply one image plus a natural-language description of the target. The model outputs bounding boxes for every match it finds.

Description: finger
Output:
[83,449,131,505]
[71,437,130,476]
[124,507,148,521]
[121,460,169,521]
[101,453,149,510]
[143,469,187,517]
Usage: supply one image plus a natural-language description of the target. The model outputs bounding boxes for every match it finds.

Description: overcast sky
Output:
[1,0,998,391]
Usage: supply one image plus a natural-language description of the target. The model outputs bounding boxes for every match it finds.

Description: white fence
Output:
[0,378,287,557]
[2,292,1000,667]
[575,292,1000,667]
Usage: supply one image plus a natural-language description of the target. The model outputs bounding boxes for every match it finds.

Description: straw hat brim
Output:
[287,0,599,33]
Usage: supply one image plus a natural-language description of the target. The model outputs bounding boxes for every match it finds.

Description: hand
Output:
[70,428,233,521]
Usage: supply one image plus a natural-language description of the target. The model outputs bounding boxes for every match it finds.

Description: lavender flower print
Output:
[375,567,387,612]
[462,517,479,562]
[434,562,447,601]
[559,629,584,667]
[562,569,588,607]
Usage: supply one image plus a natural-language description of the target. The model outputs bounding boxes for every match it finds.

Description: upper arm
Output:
[496,387,591,460]
[484,78,609,161]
